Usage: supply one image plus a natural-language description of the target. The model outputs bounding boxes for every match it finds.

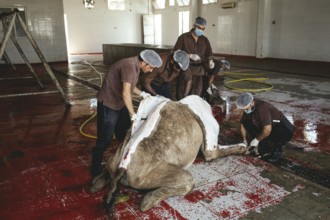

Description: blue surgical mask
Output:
[194,28,204,37]
[244,109,253,114]
[244,106,254,114]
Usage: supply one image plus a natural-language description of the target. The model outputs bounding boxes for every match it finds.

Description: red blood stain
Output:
[123,151,129,160]
[246,193,262,203]
[193,156,205,164]
[293,120,330,153]
[220,210,231,218]
[212,105,223,117]
[213,107,330,154]
[212,105,227,123]
[1,64,327,220]
[226,180,236,187]
[184,190,206,203]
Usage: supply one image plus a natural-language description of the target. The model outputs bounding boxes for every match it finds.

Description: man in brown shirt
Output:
[91,50,162,177]
[236,93,295,162]
[140,50,190,99]
[173,16,212,100]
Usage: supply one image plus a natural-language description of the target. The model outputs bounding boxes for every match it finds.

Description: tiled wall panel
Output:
[0,0,67,64]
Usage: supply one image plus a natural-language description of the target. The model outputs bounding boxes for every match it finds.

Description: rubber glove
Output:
[238,142,248,148]
[206,87,212,95]
[242,140,248,148]
[130,114,141,122]
[250,138,259,147]
[246,138,260,156]
[209,59,215,69]
[140,91,151,99]
[189,54,201,61]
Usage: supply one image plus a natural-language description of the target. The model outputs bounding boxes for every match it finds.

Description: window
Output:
[154,15,162,45]
[179,11,189,35]
[176,0,190,6]
[0,7,27,37]
[143,14,162,45]
[108,0,125,10]
[153,0,166,9]
[203,0,217,4]
[169,0,175,6]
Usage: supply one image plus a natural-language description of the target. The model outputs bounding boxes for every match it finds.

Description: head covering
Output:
[221,60,231,70]
[195,16,207,27]
[236,92,254,109]
[140,50,162,68]
[173,50,190,71]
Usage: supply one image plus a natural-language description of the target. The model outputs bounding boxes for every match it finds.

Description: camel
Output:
[89,95,246,215]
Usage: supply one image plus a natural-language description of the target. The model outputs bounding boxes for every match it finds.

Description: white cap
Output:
[236,92,254,109]
[140,50,162,68]
[173,50,190,71]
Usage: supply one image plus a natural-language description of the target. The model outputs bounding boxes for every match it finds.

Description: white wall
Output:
[154,1,198,46]
[63,0,149,54]
[267,0,330,61]
[155,0,330,62]
[154,0,259,56]
[201,0,258,56]
[0,0,67,63]
[1,0,329,63]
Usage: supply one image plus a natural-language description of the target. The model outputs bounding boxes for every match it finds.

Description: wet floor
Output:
[0,55,329,219]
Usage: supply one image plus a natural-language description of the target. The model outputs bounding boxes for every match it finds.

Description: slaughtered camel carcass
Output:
[90,95,247,213]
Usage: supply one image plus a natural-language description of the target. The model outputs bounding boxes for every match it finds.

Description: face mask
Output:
[244,106,254,114]
[194,28,204,37]
[244,109,253,114]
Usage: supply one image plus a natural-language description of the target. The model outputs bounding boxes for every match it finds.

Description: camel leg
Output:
[203,143,247,161]
[90,135,129,193]
[89,167,111,193]
[133,164,194,211]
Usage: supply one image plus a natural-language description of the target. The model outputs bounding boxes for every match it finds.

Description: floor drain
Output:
[273,158,330,188]
[219,134,330,188]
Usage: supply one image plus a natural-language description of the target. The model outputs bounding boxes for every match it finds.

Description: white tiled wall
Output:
[63,0,149,54]
[2,0,329,63]
[0,0,67,64]
[156,0,330,62]
[267,0,330,61]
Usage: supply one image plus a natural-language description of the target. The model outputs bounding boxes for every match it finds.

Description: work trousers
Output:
[91,101,131,177]
[243,116,295,155]
[176,74,204,100]
[150,81,172,99]
[200,75,211,101]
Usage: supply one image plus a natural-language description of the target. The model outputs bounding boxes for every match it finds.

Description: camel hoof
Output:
[89,175,106,193]
[237,146,248,155]
[140,191,164,212]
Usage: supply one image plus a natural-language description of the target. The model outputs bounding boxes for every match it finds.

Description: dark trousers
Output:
[201,75,211,101]
[176,74,186,100]
[151,81,172,99]
[91,101,131,177]
[190,75,204,96]
[175,74,204,100]
[243,116,295,155]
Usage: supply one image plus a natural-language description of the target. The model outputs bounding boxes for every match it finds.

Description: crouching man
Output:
[236,92,295,162]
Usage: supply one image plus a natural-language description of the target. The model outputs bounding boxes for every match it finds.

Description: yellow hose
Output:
[79,72,272,139]
[79,111,97,139]
[224,72,273,92]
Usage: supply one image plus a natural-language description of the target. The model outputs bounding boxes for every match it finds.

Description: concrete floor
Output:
[0,54,329,219]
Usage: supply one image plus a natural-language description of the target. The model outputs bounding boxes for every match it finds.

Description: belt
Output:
[273,116,295,133]
[190,61,203,67]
